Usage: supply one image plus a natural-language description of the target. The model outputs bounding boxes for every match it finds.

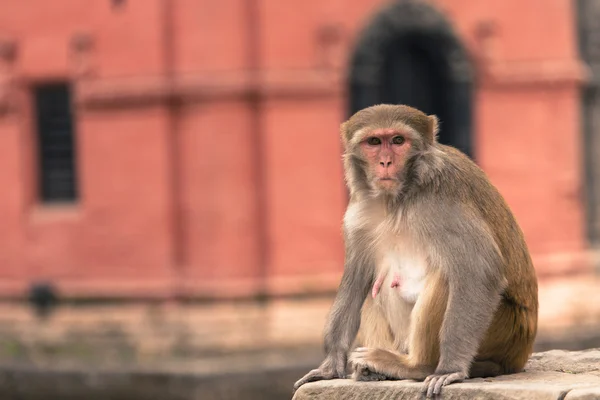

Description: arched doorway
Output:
[349,0,474,158]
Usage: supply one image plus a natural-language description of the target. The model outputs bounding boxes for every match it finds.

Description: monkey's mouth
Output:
[376,178,398,189]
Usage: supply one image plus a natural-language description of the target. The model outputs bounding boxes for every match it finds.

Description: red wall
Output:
[0,0,589,299]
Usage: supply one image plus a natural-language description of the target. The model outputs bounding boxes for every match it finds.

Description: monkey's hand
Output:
[423,370,468,398]
[293,352,347,392]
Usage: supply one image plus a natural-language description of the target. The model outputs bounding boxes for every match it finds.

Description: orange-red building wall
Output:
[0,0,589,299]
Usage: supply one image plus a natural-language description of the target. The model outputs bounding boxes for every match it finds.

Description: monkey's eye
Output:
[392,136,405,145]
[366,137,381,145]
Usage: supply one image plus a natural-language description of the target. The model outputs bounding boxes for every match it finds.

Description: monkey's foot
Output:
[353,366,389,382]
[423,372,467,398]
[349,347,405,381]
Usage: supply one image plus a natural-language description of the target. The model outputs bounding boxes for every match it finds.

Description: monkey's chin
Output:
[374,179,400,194]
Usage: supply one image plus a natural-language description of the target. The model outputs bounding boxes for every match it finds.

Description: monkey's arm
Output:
[293,235,373,391]
[423,207,506,397]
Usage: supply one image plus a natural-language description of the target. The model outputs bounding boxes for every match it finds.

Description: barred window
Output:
[34,83,78,203]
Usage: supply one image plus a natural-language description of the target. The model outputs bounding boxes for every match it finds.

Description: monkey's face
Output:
[341,104,437,197]
[359,128,412,193]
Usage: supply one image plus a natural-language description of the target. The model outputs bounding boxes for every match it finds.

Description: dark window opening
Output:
[34,83,79,203]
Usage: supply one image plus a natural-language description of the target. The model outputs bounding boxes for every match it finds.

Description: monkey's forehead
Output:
[345,104,430,133]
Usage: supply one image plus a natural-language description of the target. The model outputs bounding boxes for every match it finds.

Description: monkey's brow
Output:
[360,127,417,140]
[368,130,409,135]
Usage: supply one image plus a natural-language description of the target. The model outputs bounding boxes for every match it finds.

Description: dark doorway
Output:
[349,0,474,158]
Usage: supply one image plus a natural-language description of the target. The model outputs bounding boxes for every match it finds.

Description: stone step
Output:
[293,349,600,400]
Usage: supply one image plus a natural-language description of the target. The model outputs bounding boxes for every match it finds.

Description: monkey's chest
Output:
[377,251,426,304]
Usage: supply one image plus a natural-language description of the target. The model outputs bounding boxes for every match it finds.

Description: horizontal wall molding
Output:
[76,61,591,110]
[75,69,345,109]
[478,58,590,88]
[0,272,344,300]
[0,60,590,113]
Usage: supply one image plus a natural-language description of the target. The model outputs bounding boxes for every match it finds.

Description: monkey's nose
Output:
[380,161,392,167]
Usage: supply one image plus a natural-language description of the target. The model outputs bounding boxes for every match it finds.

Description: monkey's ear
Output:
[428,115,439,143]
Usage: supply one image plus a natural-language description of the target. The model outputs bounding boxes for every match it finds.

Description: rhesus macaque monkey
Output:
[294,105,538,397]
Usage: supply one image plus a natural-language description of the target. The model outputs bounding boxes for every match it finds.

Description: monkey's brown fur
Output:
[294,104,538,397]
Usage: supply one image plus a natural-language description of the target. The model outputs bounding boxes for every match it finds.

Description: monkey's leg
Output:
[350,272,447,381]
[352,297,404,382]
[350,347,432,381]
[476,300,537,375]
[356,297,395,349]
[469,361,503,378]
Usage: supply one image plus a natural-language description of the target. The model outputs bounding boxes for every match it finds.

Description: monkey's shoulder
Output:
[415,145,507,205]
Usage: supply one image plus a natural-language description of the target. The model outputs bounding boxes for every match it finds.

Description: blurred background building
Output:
[0,0,599,399]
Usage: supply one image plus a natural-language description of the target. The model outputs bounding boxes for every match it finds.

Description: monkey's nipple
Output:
[390,274,402,289]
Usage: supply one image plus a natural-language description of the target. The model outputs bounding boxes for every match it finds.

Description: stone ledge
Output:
[0,349,316,400]
[292,349,600,400]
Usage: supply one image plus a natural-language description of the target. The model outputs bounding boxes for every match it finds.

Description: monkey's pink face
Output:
[359,128,411,191]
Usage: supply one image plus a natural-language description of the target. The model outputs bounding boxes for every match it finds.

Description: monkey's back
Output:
[436,145,538,371]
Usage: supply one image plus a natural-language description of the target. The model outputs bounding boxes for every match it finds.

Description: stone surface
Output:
[292,349,600,400]
[526,349,600,375]
[566,387,600,400]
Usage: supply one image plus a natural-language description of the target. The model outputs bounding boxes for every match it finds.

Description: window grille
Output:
[34,83,78,203]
